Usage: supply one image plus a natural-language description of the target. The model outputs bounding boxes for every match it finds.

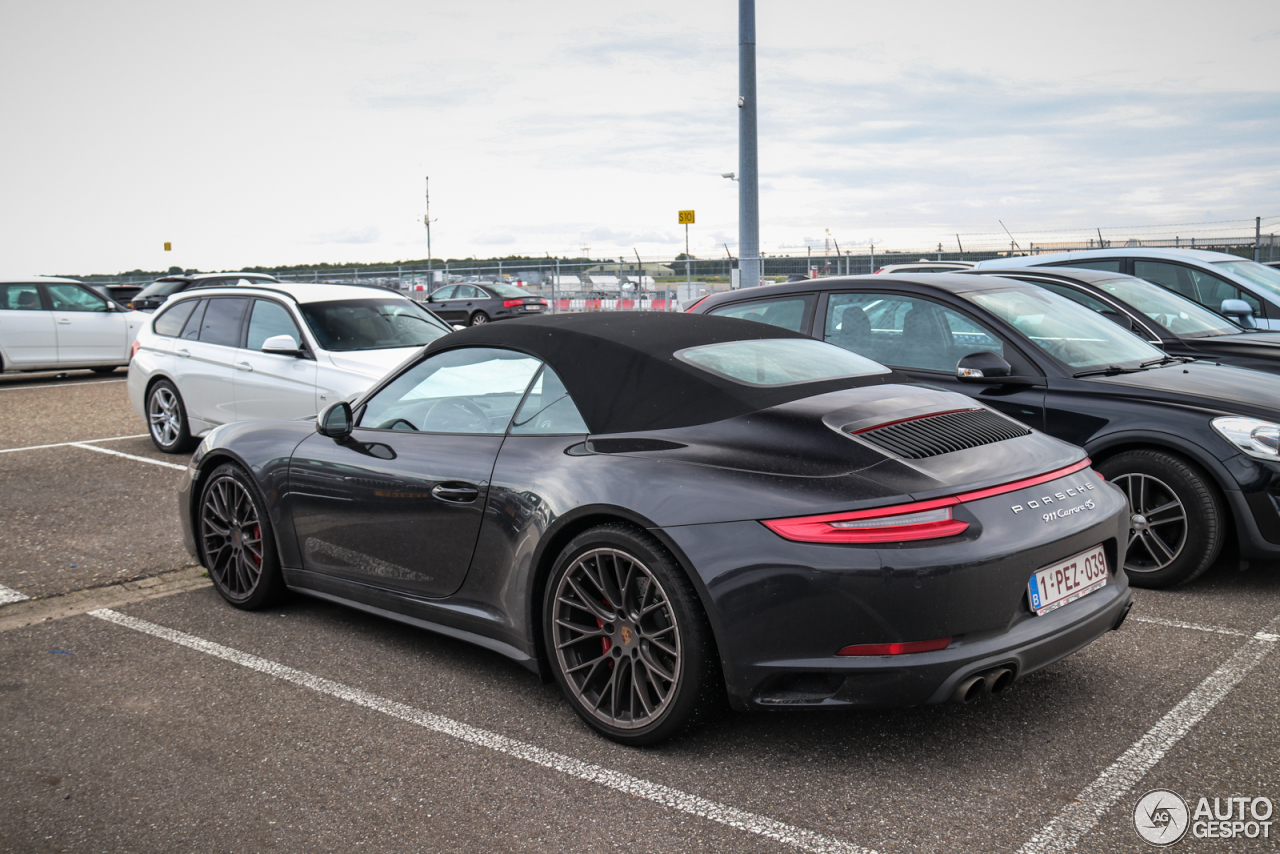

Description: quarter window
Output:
[510,366,589,434]
[824,293,1004,372]
[197,298,249,347]
[708,295,812,333]
[153,299,200,337]
[360,348,542,434]
[0,283,43,311]
[246,300,302,350]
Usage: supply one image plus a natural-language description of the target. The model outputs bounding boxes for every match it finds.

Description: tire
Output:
[544,523,722,745]
[199,463,286,610]
[1098,450,1224,589]
[146,379,197,453]
[469,311,489,326]
[91,366,118,375]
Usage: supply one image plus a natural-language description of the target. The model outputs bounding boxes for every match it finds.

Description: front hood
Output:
[323,347,423,379]
[1086,361,1280,420]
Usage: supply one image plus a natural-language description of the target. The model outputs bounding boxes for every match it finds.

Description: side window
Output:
[1187,269,1261,315]
[0,283,43,311]
[708,295,812,333]
[246,300,302,350]
[153,300,199,337]
[824,292,1004,372]
[1134,261,1198,300]
[47,284,109,312]
[432,286,456,300]
[359,348,542,435]
[510,365,589,435]
[1049,259,1122,273]
[197,298,249,347]
[180,300,207,340]
[457,285,481,299]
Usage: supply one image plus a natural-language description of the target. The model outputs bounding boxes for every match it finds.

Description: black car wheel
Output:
[1099,450,1223,589]
[545,524,721,745]
[469,311,489,326]
[199,463,285,609]
[146,379,197,453]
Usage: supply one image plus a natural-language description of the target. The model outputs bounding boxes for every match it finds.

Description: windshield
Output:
[1093,276,1239,337]
[968,288,1165,370]
[299,298,451,351]
[676,338,890,386]
[1213,260,1280,300]
[488,283,532,298]
[135,280,188,299]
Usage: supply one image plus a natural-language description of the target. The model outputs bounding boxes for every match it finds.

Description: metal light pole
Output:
[739,0,761,288]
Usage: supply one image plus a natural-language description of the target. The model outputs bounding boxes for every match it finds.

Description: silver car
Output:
[973,247,1280,330]
[0,276,145,374]
[128,281,452,452]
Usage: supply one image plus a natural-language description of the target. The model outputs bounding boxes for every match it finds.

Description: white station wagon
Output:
[0,276,145,374]
[128,281,453,452]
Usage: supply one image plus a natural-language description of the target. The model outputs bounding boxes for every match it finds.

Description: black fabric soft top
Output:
[421,312,891,435]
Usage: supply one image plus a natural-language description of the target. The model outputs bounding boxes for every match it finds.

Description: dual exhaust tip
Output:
[951,666,1015,704]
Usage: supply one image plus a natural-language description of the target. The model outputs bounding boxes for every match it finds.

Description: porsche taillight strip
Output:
[837,637,952,656]
[761,458,1093,544]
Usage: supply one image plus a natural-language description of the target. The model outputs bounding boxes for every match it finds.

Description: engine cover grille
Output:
[853,408,1031,459]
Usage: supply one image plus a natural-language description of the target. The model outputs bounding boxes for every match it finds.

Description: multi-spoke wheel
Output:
[146,379,196,453]
[545,524,721,745]
[469,311,489,326]
[1099,450,1223,589]
[200,463,285,609]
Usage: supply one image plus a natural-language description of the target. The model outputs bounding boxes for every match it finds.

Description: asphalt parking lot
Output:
[1,371,1276,853]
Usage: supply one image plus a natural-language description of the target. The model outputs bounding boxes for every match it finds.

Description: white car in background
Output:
[0,276,145,374]
[128,281,453,452]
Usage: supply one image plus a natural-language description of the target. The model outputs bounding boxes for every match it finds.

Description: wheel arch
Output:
[186,447,266,565]
[526,504,723,684]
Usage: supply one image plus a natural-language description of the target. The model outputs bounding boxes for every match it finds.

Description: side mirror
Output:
[956,351,1013,382]
[1220,299,1256,329]
[261,334,303,356]
[317,401,353,443]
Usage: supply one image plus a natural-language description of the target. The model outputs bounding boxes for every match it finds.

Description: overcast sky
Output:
[2,0,1277,274]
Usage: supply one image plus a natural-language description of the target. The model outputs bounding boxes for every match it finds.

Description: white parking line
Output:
[0,434,148,454]
[1130,615,1254,639]
[70,442,187,471]
[0,379,126,391]
[89,608,880,854]
[0,585,29,605]
[1018,612,1280,854]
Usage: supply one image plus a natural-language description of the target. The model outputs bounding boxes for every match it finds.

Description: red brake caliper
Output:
[598,600,613,666]
[251,525,262,566]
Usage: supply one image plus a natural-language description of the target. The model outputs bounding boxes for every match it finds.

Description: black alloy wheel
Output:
[469,311,489,326]
[146,379,197,453]
[545,524,721,745]
[1098,450,1224,589]
[199,463,285,609]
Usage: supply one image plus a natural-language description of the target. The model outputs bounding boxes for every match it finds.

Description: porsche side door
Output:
[816,290,1048,430]
[287,346,542,599]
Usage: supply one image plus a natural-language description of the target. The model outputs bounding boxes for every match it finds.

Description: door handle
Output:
[236,362,254,372]
[176,348,190,358]
[431,483,480,503]
[57,318,72,324]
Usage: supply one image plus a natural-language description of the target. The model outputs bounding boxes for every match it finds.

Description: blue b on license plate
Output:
[1028,544,1108,615]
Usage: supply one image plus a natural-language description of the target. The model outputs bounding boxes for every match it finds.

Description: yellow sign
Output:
[678,210,695,225]
[163,242,172,251]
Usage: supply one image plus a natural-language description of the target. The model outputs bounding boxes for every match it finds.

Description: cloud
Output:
[307,226,381,244]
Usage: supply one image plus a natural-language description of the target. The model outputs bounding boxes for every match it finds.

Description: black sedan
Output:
[423,282,549,326]
[179,313,1130,744]
[970,267,1280,376]
[691,275,1280,589]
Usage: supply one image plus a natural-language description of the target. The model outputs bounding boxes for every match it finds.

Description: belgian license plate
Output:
[1028,545,1108,615]
[525,304,544,311]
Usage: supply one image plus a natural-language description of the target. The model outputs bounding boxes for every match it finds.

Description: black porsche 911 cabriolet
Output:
[179,312,1132,744]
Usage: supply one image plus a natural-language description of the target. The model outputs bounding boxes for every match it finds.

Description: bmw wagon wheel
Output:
[146,379,197,453]
[545,524,722,745]
[1099,450,1223,589]
[200,463,285,610]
